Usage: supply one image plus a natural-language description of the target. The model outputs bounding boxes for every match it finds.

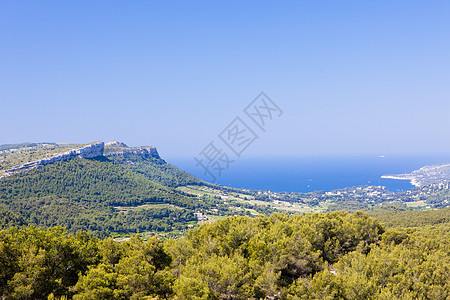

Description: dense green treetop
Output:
[1,210,449,299]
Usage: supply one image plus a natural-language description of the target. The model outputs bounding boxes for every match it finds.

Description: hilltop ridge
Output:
[0,141,161,179]
[104,141,159,158]
[0,142,104,179]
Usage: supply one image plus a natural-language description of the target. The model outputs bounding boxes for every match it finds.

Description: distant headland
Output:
[382,163,450,187]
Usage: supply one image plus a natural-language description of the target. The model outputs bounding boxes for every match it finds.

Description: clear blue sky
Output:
[1,1,450,159]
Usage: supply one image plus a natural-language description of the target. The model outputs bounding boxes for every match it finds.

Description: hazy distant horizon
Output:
[168,153,450,193]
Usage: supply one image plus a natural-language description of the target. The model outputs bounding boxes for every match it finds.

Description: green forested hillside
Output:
[0,152,271,237]
[107,153,203,187]
[0,157,203,236]
[0,210,448,299]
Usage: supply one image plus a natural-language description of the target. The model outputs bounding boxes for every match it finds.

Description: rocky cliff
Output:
[0,142,104,179]
[104,146,159,158]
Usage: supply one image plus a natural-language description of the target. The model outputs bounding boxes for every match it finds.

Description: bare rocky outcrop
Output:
[0,141,161,180]
[0,142,104,179]
[104,146,159,158]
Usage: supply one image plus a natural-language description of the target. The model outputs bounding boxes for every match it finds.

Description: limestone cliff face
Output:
[72,142,104,159]
[0,141,161,180]
[0,142,104,178]
[104,146,159,158]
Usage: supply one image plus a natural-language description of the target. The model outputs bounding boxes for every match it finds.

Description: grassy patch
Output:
[405,200,428,208]
[114,203,184,213]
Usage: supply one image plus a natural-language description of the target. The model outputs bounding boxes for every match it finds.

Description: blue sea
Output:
[168,154,450,193]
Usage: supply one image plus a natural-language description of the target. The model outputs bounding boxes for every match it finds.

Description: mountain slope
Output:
[0,141,262,237]
[107,153,203,187]
[103,141,203,187]
[0,156,203,236]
